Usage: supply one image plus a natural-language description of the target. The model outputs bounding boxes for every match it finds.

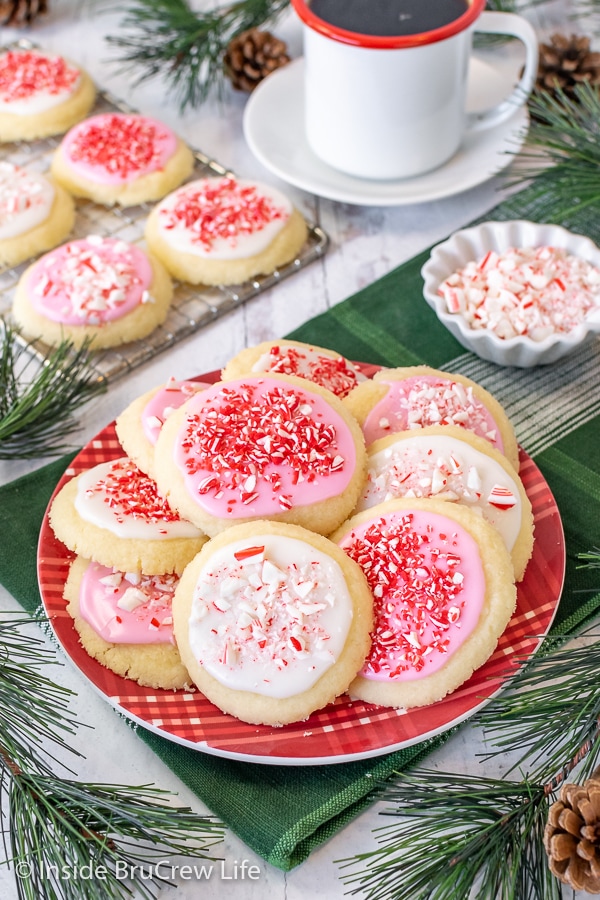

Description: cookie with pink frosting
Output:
[12,234,173,350]
[0,49,96,142]
[332,497,517,709]
[0,162,75,268]
[221,339,367,399]
[356,425,534,581]
[49,457,207,575]
[144,176,308,285]
[115,377,213,480]
[343,365,519,469]
[173,520,373,725]
[51,112,194,206]
[153,373,368,538]
[64,556,191,690]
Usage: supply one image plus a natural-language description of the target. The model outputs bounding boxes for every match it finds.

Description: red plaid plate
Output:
[38,366,565,765]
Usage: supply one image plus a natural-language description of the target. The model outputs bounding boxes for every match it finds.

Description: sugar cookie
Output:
[144,176,308,285]
[0,48,95,142]
[173,520,373,725]
[115,377,213,480]
[51,112,194,206]
[332,498,517,709]
[12,234,173,349]
[0,163,75,268]
[49,457,207,575]
[64,557,190,690]
[154,373,368,537]
[221,339,367,399]
[356,425,533,580]
[343,365,519,469]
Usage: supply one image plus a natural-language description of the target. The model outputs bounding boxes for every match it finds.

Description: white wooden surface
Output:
[0,2,596,897]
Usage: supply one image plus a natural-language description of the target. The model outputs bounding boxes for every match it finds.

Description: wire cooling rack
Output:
[0,40,329,382]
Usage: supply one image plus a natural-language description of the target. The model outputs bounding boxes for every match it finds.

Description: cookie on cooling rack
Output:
[115,377,214,481]
[356,425,534,581]
[343,365,520,469]
[49,457,207,575]
[144,175,308,286]
[0,48,96,142]
[173,520,373,725]
[51,112,194,207]
[0,163,75,268]
[64,556,191,690]
[221,339,367,399]
[153,373,368,538]
[332,497,517,710]
[11,234,173,350]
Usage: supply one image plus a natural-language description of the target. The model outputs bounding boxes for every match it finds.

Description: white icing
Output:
[156,178,292,260]
[357,433,523,552]
[0,76,80,115]
[0,163,54,240]
[74,460,203,540]
[187,535,354,698]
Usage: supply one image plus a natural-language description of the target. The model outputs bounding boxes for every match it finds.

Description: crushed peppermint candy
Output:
[66,114,173,178]
[0,50,80,102]
[89,458,185,525]
[254,345,364,398]
[438,245,600,341]
[159,177,287,250]
[341,512,474,678]
[179,380,347,509]
[28,236,152,325]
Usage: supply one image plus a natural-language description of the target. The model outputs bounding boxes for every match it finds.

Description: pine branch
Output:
[338,773,560,900]
[107,0,290,111]
[0,320,106,460]
[0,613,224,899]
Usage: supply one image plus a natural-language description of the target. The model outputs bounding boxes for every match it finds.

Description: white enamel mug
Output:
[291,0,538,180]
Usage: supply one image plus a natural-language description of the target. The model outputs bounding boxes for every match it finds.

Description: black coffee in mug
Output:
[309,0,470,38]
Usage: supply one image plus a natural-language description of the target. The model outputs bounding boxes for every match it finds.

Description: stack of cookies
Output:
[50,338,535,726]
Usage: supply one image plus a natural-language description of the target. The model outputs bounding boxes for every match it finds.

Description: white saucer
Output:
[243,57,529,207]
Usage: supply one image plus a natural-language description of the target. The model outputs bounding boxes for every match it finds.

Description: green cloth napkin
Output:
[3,182,600,871]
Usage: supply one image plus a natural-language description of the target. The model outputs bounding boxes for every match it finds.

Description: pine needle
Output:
[0,321,106,460]
[107,0,290,110]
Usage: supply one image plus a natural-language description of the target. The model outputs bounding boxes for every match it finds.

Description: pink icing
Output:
[61,113,178,185]
[338,508,485,682]
[27,236,153,326]
[78,560,177,644]
[142,378,212,445]
[173,376,357,518]
[362,375,504,451]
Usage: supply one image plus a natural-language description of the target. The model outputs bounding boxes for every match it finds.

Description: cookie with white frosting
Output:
[144,176,308,285]
[12,234,173,349]
[343,365,519,469]
[154,373,368,538]
[0,48,96,142]
[0,163,75,268]
[51,112,194,207]
[64,556,190,690]
[173,520,373,725]
[49,457,207,575]
[356,425,533,581]
[332,498,517,709]
[221,339,367,399]
[115,377,213,480]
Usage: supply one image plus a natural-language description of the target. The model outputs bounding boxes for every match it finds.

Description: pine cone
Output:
[224,28,290,93]
[544,768,600,893]
[0,0,47,26]
[536,33,600,98]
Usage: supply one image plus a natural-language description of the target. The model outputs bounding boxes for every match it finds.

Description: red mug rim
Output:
[290,0,486,49]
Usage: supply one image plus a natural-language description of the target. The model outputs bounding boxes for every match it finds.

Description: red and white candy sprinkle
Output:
[438,245,600,341]
[0,50,79,102]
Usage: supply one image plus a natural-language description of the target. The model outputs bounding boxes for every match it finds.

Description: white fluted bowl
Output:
[421,220,600,367]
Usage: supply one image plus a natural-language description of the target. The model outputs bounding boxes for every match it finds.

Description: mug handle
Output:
[466,11,539,133]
